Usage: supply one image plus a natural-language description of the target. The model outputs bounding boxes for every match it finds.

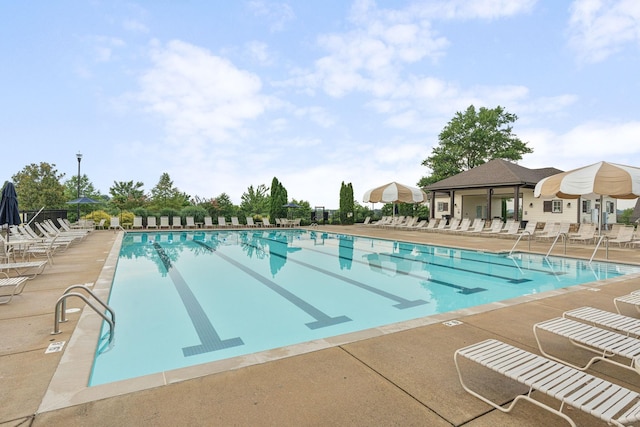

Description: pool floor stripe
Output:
[194,241,351,330]
[257,235,488,295]
[153,243,244,356]
[327,238,532,285]
[247,237,431,307]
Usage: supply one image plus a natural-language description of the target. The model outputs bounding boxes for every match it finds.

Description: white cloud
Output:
[136,40,272,141]
[283,1,449,98]
[91,36,125,62]
[123,19,149,33]
[411,0,538,20]
[568,0,640,63]
[244,41,275,65]
[522,120,640,170]
[247,1,295,33]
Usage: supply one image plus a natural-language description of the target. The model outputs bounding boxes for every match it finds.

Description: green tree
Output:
[149,173,190,210]
[353,201,374,223]
[64,174,102,201]
[240,184,269,217]
[12,162,66,210]
[419,105,532,186]
[619,208,634,225]
[207,193,236,219]
[269,177,288,220]
[339,181,354,225]
[64,175,104,219]
[109,180,146,211]
[290,198,311,224]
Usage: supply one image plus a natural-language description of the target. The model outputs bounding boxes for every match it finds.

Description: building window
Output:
[552,200,563,213]
[543,200,563,213]
[606,201,615,214]
[437,202,449,212]
[582,200,591,213]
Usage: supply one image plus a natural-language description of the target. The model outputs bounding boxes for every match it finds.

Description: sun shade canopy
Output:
[363,182,427,204]
[534,161,640,199]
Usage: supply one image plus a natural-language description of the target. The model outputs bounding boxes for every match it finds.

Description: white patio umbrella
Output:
[363,182,427,216]
[363,182,427,204]
[534,161,640,232]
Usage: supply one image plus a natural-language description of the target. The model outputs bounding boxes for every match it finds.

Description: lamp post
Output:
[76,151,82,221]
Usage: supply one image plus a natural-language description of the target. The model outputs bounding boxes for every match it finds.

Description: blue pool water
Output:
[89,230,640,386]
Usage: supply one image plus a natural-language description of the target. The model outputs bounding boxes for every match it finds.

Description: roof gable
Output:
[424,159,562,191]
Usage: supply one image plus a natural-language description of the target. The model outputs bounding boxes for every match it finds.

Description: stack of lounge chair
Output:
[455,290,640,426]
[0,216,97,304]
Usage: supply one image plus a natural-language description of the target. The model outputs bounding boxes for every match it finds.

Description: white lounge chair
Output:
[609,226,635,247]
[395,217,418,229]
[172,216,182,229]
[231,217,243,228]
[419,218,437,232]
[24,236,58,265]
[262,218,274,227]
[511,220,537,238]
[497,221,520,237]
[109,217,120,231]
[480,219,504,234]
[569,223,596,244]
[185,216,196,229]
[439,217,458,232]
[614,292,640,316]
[452,218,471,233]
[455,339,640,427]
[0,275,30,304]
[463,219,486,234]
[430,218,448,232]
[146,217,158,229]
[203,217,214,228]
[534,222,559,240]
[159,216,170,229]
[132,216,144,229]
[0,260,47,279]
[217,217,228,228]
[534,316,640,373]
[246,217,257,227]
[564,306,640,337]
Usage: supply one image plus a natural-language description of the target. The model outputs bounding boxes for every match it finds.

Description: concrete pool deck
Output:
[2,225,640,426]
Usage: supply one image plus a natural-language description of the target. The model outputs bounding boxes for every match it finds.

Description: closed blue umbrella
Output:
[0,182,21,241]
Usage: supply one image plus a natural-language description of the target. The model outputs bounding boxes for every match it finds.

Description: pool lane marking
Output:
[194,241,351,330]
[249,236,431,306]
[327,239,532,285]
[153,243,244,356]
[255,234,486,295]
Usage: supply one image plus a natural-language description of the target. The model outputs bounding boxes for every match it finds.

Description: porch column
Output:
[513,185,520,223]
[450,191,455,218]
[486,188,492,219]
[429,193,435,219]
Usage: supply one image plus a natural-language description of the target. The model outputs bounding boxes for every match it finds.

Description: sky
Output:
[2,0,640,209]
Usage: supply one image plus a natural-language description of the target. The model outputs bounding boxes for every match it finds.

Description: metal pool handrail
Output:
[52,284,115,343]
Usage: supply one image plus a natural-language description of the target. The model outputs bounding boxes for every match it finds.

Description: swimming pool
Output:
[89,229,640,386]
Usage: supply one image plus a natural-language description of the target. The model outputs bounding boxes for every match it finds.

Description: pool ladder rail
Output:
[52,284,115,343]
[510,230,610,264]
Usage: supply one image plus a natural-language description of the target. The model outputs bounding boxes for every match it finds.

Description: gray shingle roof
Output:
[424,159,562,191]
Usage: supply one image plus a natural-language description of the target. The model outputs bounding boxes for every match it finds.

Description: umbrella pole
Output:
[599,195,604,235]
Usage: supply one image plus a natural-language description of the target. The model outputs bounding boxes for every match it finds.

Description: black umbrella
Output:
[282,202,301,220]
[67,196,102,220]
[0,182,21,242]
[66,196,102,205]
